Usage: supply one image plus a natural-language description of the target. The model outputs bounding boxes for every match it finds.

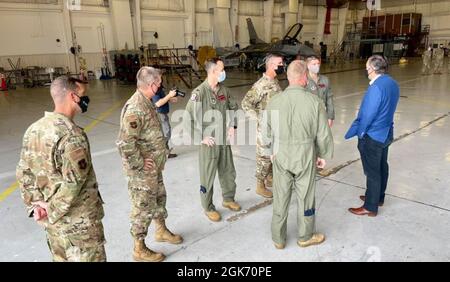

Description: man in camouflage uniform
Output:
[117,67,182,262]
[184,58,241,222]
[242,53,284,198]
[433,44,445,75]
[262,60,334,249]
[422,45,433,75]
[16,76,106,262]
[306,56,335,127]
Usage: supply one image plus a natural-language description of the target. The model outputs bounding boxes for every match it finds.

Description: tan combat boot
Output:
[133,239,165,262]
[154,219,183,244]
[274,242,285,249]
[256,179,273,198]
[205,210,221,222]
[222,201,241,211]
[265,174,273,188]
[297,233,326,248]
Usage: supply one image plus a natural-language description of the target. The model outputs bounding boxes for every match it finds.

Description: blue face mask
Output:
[218,71,226,83]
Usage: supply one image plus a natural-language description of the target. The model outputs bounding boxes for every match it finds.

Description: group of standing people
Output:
[422,44,447,75]
[16,51,399,262]
[179,53,398,252]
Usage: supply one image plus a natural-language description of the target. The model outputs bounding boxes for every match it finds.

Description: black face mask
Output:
[275,65,286,75]
[77,95,90,113]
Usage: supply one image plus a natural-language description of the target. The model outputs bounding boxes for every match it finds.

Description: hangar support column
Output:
[264,0,274,43]
[297,0,304,23]
[315,4,327,46]
[208,0,234,47]
[281,0,299,35]
[110,0,135,50]
[184,0,196,48]
[337,3,349,46]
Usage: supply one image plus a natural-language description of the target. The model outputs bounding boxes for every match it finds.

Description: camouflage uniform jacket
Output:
[433,48,444,61]
[242,74,282,120]
[422,49,432,62]
[117,90,168,176]
[16,112,104,235]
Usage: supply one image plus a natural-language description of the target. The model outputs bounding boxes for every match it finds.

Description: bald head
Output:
[287,60,308,86]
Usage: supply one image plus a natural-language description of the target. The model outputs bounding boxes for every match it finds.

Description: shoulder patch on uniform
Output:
[304,208,316,217]
[69,147,85,160]
[69,148,86,163]
[190,93,198,101]
[125,114,139,129]
[78,159,88,170]
[126,114,138,121]
[68,147,89,173]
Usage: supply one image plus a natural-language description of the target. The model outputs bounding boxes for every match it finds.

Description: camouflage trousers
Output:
[256,150,273,181]
[422,61,432,74]
[256,132,272,181]
[128,168,168,240]
[433,59,444,73]
[46,222,106,262]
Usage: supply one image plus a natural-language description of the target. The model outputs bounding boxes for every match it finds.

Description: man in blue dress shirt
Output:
[345,55,400,217]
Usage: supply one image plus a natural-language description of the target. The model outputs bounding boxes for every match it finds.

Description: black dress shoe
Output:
[360,195,384,207]
[168,153,178,159]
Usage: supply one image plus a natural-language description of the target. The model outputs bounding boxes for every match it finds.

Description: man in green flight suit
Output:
[305,55,335,127]
[262,60,334,249]
[184,58,241,222]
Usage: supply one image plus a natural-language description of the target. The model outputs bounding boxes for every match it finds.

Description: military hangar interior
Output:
[0,0,449,262]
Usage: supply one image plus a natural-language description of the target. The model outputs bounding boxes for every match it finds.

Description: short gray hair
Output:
[136,66,162,89]
[50,76,78,103]
[367,55,388,74]
[265,53,283,67]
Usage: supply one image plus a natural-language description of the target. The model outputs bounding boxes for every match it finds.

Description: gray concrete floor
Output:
[0,59,449,262]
